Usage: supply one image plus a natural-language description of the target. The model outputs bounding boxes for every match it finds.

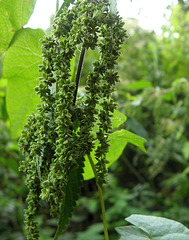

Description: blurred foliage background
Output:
[1,0,189,239]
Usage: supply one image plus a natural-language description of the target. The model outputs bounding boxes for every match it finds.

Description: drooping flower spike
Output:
[19,0,126,239]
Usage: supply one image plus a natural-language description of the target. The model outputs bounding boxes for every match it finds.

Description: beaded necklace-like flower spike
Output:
[19,0,126,239]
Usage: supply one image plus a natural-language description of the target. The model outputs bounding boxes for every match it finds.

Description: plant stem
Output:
[87,154,109,240]
[56,0,59,12]
[73,47,86,106]
[73,45,108,239]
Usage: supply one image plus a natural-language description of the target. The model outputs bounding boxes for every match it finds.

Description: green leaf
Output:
[3,28,45,138]
[0,9,14,55]
[119,130,147,153]
[154,234,189,240]
[126,215,189,237]
[56,0,75,17]
[83,130,147,180]
[116,228,189,240]
[0,0,37,55]
[0,78,7,88]
[54,157,85,240]
[124,80,152,90]
[116,226,149,240]
[105,130,147,169]
[127,118,148,140]
[92,109,127,136]
[112,110,127,128]
[116,215,189,240]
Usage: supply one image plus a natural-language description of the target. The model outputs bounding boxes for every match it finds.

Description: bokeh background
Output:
[1,0,189,239]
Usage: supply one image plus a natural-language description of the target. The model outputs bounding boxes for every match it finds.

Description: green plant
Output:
[0,0,147,238]
[15,0,147,239]
[1,0,189,239]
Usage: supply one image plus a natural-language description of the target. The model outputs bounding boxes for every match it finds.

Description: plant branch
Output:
[56,0,59,12]
[73,47,86,106]
[87,154,109,240]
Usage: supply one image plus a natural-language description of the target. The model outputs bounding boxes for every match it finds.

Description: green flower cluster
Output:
[19,0,126,239]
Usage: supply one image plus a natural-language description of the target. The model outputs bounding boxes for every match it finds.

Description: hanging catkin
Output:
[19,0,126,239]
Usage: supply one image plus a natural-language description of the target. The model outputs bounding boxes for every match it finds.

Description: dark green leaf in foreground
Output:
[54,157,85,240]
[0,0,37,55]
[3,28,45,138]
[83,130,147,180]
[116,215,189,240]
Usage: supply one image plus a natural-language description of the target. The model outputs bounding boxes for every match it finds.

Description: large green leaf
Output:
[92,109,127,134]
[0,11,14,55]
[127,118,148,140]
[116,226,149,240]
[112,110,127,128]
[116,215,189,240]
[54,157,85,240]
[109,129,147,155]
[83,130,147,180]
[0,0,37,55]
[3,28,45,138]
[0,78,7,88]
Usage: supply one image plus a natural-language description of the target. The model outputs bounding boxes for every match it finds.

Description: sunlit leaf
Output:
[112,110,127,128]
[83,130,147,180]
[92,109,127,136]
[0,0,37,55]
[0,78,7,88]
[3,28,45,138]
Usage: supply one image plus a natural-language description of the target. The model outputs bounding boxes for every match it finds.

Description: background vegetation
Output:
[0,0,189,239]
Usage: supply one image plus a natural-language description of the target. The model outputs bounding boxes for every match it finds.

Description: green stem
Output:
[87,154,109,240]
[56,0,59,12]
[73,47,86,106]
